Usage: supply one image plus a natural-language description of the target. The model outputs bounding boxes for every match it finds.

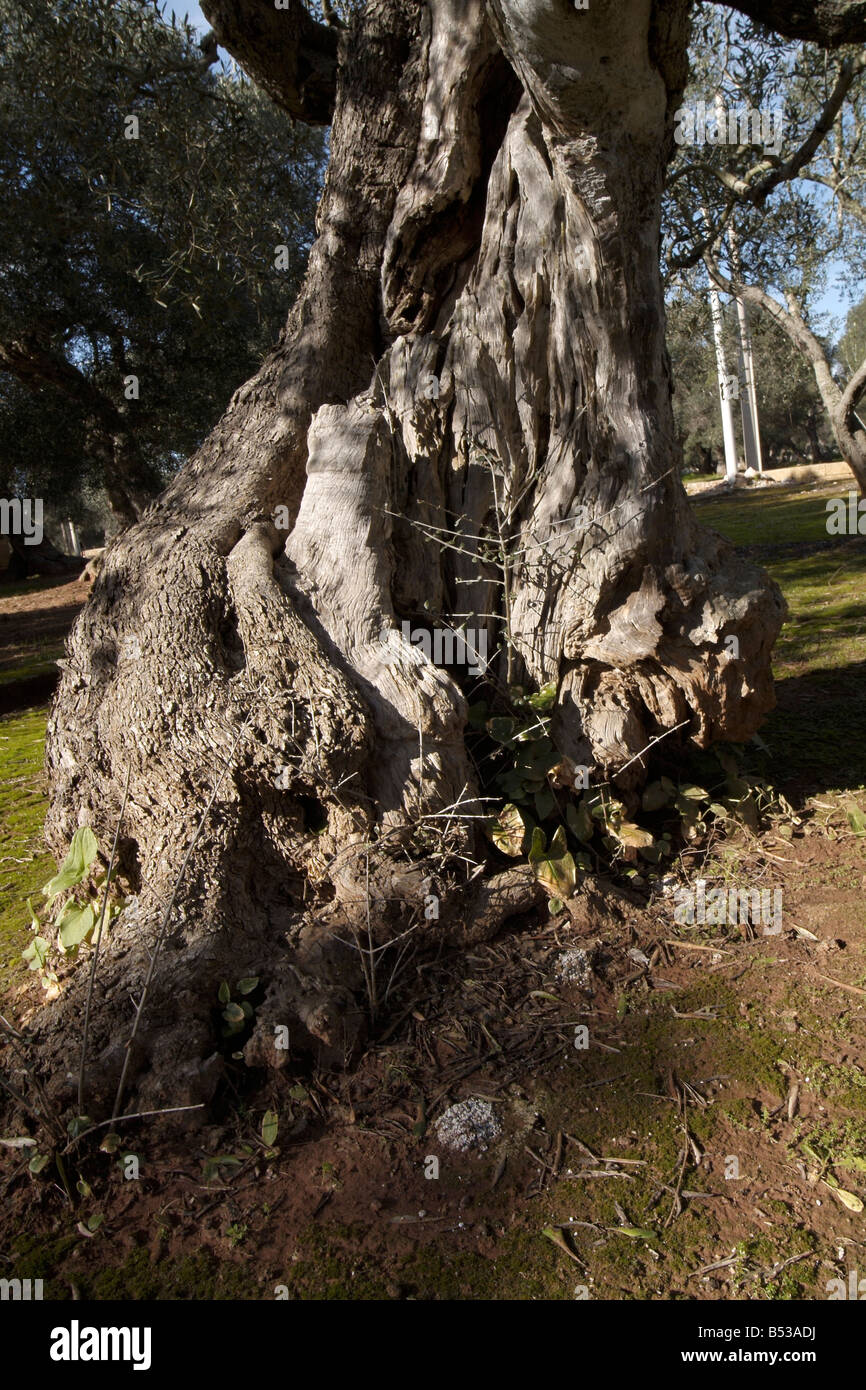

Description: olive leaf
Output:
[57,902,96,952]
[611,1225,659,1243]
[612,821,655,850]
[529,826,576,898]
[566,800,594,843]
[527,681,557,712]
[488,803,530,857]
[22,936,51,971]
[541,1226,583,1263]
[823,1176,864,1213]
[678,784,709,801]
[43,827,98,902]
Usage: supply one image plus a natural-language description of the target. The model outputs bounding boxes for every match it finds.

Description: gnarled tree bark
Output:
[37,0,857,1118]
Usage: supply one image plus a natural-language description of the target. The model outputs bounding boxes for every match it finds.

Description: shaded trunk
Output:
[804,406,824,464]
[830,405,866,495]
[807,345,866,492]
[84,421,149,530]
[696,444,717,475]
[3,531,82,580]
[38,0,784,1116]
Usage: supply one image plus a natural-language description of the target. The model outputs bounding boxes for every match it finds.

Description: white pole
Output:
[735,309,761,473]
[745,321,764,472]
[703,203,739,484]
[707,282,740,483]
[728,226,764,473]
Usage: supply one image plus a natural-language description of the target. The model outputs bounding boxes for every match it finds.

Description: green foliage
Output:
[0,0,324,525]
[20,824,124,988]
[475,685,561,810]
[666,293,834,473]
[478,685,670,896]
[43,828,98,902]
[479,677,797,901]
[488,802,530,857]
[217,976,259,1040]
[21,904,53,984]
[664,12,866,472]
[56,903,97,952]
[528,825,576,899]
[838,294,866,380]
[202,1153,243,1184]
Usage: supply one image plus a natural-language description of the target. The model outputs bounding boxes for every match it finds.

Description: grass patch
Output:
[693,482,844,548]
[0,647,64,685]
[0,705,53,996]
[695,483,866,794]
[8,1236,263,1300]
[768,547,866,679]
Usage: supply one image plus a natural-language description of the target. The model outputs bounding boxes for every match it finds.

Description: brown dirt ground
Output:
[2,581,866,1302]
[3,813,866,1301]
[0,575,91,708]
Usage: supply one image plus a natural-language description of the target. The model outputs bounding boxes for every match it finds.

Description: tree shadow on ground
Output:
[762,658,866,804]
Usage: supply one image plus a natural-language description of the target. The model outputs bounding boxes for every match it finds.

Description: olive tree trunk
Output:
[38,0,784,1116]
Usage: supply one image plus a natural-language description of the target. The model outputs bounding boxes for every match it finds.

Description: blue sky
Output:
[180,3,207,30]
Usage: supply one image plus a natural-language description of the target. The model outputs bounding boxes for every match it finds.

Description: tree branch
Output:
[715,52,866,206]
[0,336,120,421]
[668,197,737,270]
[201,0,338,125]
[841,355,866,417]
[704,253,866,485]
[802,171,866,227]
[703,252,844,416]
[669,53,866,267]
[723,1,866,48]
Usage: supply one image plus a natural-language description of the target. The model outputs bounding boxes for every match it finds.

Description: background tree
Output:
[839,293,866,382]
[35,0,866,1116]
[0,0,324,532]
[665,5,866,488]
[667,283,835,472]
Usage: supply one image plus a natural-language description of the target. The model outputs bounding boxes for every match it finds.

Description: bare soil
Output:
[3,807,865,1301]
[2,543,866,1301]
[0,576,91,712]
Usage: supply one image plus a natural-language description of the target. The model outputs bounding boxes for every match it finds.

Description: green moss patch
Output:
[0,705,53,996]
